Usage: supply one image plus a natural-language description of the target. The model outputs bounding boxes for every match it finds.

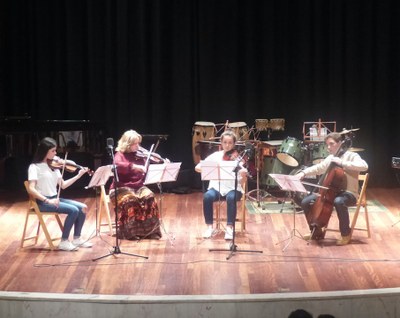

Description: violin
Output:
[134,146,166,164]
[223,148,240,161]
[47,156,93,176]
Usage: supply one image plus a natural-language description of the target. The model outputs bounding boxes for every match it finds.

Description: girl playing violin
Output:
[27,137,92,251]
[195,130,248,240]
[109,129,162,240]
[296,132,368,245]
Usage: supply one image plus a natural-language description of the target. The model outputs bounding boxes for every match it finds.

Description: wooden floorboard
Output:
[1,187,400,296]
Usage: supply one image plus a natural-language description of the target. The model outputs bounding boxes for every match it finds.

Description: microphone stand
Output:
[93,145,148,261]
[209,150,263,260]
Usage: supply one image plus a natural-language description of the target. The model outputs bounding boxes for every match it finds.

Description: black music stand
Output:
[144,162,182,244]
[201,159,263,260]
[85,165,113,236]
[269,173,308,251]
[92,148,148,261]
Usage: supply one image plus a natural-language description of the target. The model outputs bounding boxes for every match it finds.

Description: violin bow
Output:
[144,144,155,172]
[57,152,68,199]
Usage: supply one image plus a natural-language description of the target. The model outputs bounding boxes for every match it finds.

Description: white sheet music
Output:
[269,174,308,193]
[144,162,181,185]
[200,160,238,181]
[86,165,113,188]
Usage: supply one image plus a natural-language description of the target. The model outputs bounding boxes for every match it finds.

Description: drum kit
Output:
[192,120,363,198]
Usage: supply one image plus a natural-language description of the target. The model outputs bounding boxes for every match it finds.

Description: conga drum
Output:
[192,121,216,164]
[227,122,249,141]
[255,119,269,131]
[269,118,285,131]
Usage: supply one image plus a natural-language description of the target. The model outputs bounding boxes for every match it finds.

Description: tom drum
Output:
[276,137,303,167]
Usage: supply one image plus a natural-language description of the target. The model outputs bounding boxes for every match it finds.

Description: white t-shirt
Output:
[201,150,244,196]
[28,163,61,197]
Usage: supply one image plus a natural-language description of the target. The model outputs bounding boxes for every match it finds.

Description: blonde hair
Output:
[220,130,237,143]
[116,130,142,153]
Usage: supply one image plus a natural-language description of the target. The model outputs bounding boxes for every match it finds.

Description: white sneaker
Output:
[58,240,78,251]
[224,227,233,240]
[72,238,93,248]
[203,227,215,239]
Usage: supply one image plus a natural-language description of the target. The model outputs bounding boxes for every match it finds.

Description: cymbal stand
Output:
[276,191,307,252]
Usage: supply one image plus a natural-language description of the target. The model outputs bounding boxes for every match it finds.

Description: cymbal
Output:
[339,128,360,135]
[348,147,364,152]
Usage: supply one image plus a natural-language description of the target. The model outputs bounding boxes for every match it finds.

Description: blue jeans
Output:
[37,197,87,240]
[203,188,242,226]
[301,191,356,236]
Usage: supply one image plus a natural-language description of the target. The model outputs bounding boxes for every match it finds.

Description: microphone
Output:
[106,138,114,149]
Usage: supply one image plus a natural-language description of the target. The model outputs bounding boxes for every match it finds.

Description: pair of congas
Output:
[255,118,285,131]
[191,121,250,164]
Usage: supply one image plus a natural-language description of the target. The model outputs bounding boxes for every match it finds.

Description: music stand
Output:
[85,165,113,235]
[92,148,148,261]
[269,173,308,251]
[144,162,182,244]
[201,160,263,260]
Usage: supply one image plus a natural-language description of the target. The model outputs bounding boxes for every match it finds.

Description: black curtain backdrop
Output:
[1,0,399,187]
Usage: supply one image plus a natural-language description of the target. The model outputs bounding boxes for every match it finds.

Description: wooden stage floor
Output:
[1,186,400,296]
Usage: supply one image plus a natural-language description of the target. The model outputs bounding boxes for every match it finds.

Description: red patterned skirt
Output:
[109,186,162,240]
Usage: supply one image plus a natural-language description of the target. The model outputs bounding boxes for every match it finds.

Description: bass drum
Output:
[276,137,303,167]
[260,157,293,187]
[192,122,216,164]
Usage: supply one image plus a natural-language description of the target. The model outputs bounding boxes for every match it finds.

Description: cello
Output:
[306,136,352,239]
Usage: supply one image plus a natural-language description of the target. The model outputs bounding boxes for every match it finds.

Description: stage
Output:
[1,187,400,317]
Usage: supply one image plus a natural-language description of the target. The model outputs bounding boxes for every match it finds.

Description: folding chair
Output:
[21,181,64,250]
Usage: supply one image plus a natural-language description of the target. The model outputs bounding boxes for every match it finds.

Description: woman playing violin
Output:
[109,129,163,240]
[27,137,92,251]
[195,130,248,240]
[296,132,368,245]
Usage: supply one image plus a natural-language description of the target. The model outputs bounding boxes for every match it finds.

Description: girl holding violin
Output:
[109,129,164,240]
[27,137,92,251]
[195,130,248,240]
[296,132,368,245]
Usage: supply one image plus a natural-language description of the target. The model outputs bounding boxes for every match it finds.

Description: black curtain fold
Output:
[1,0,399,186]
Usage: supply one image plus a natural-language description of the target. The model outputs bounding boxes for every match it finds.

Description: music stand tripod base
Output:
[202,160,263,260]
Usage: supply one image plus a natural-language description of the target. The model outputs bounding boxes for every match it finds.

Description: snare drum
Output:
[311,142,329,164]
[269,118,285,131]
[260,157,293,187]
[227,122,249,141]
[192,121,216,164]
[276,137,303,167]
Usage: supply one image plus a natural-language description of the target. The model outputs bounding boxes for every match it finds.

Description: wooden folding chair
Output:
[325,173,370,239]
[349,172,371,239]
[21,181,64,250]
[213,179,247,232]
[97,185,114,235]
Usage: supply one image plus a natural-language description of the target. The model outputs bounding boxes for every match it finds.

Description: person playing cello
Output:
[296,132,368,245]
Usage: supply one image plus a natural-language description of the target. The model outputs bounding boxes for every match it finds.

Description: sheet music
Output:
[86,165,113,188]
[144,162,182,185]
[269,174,308,193]
[200,160,238,181]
